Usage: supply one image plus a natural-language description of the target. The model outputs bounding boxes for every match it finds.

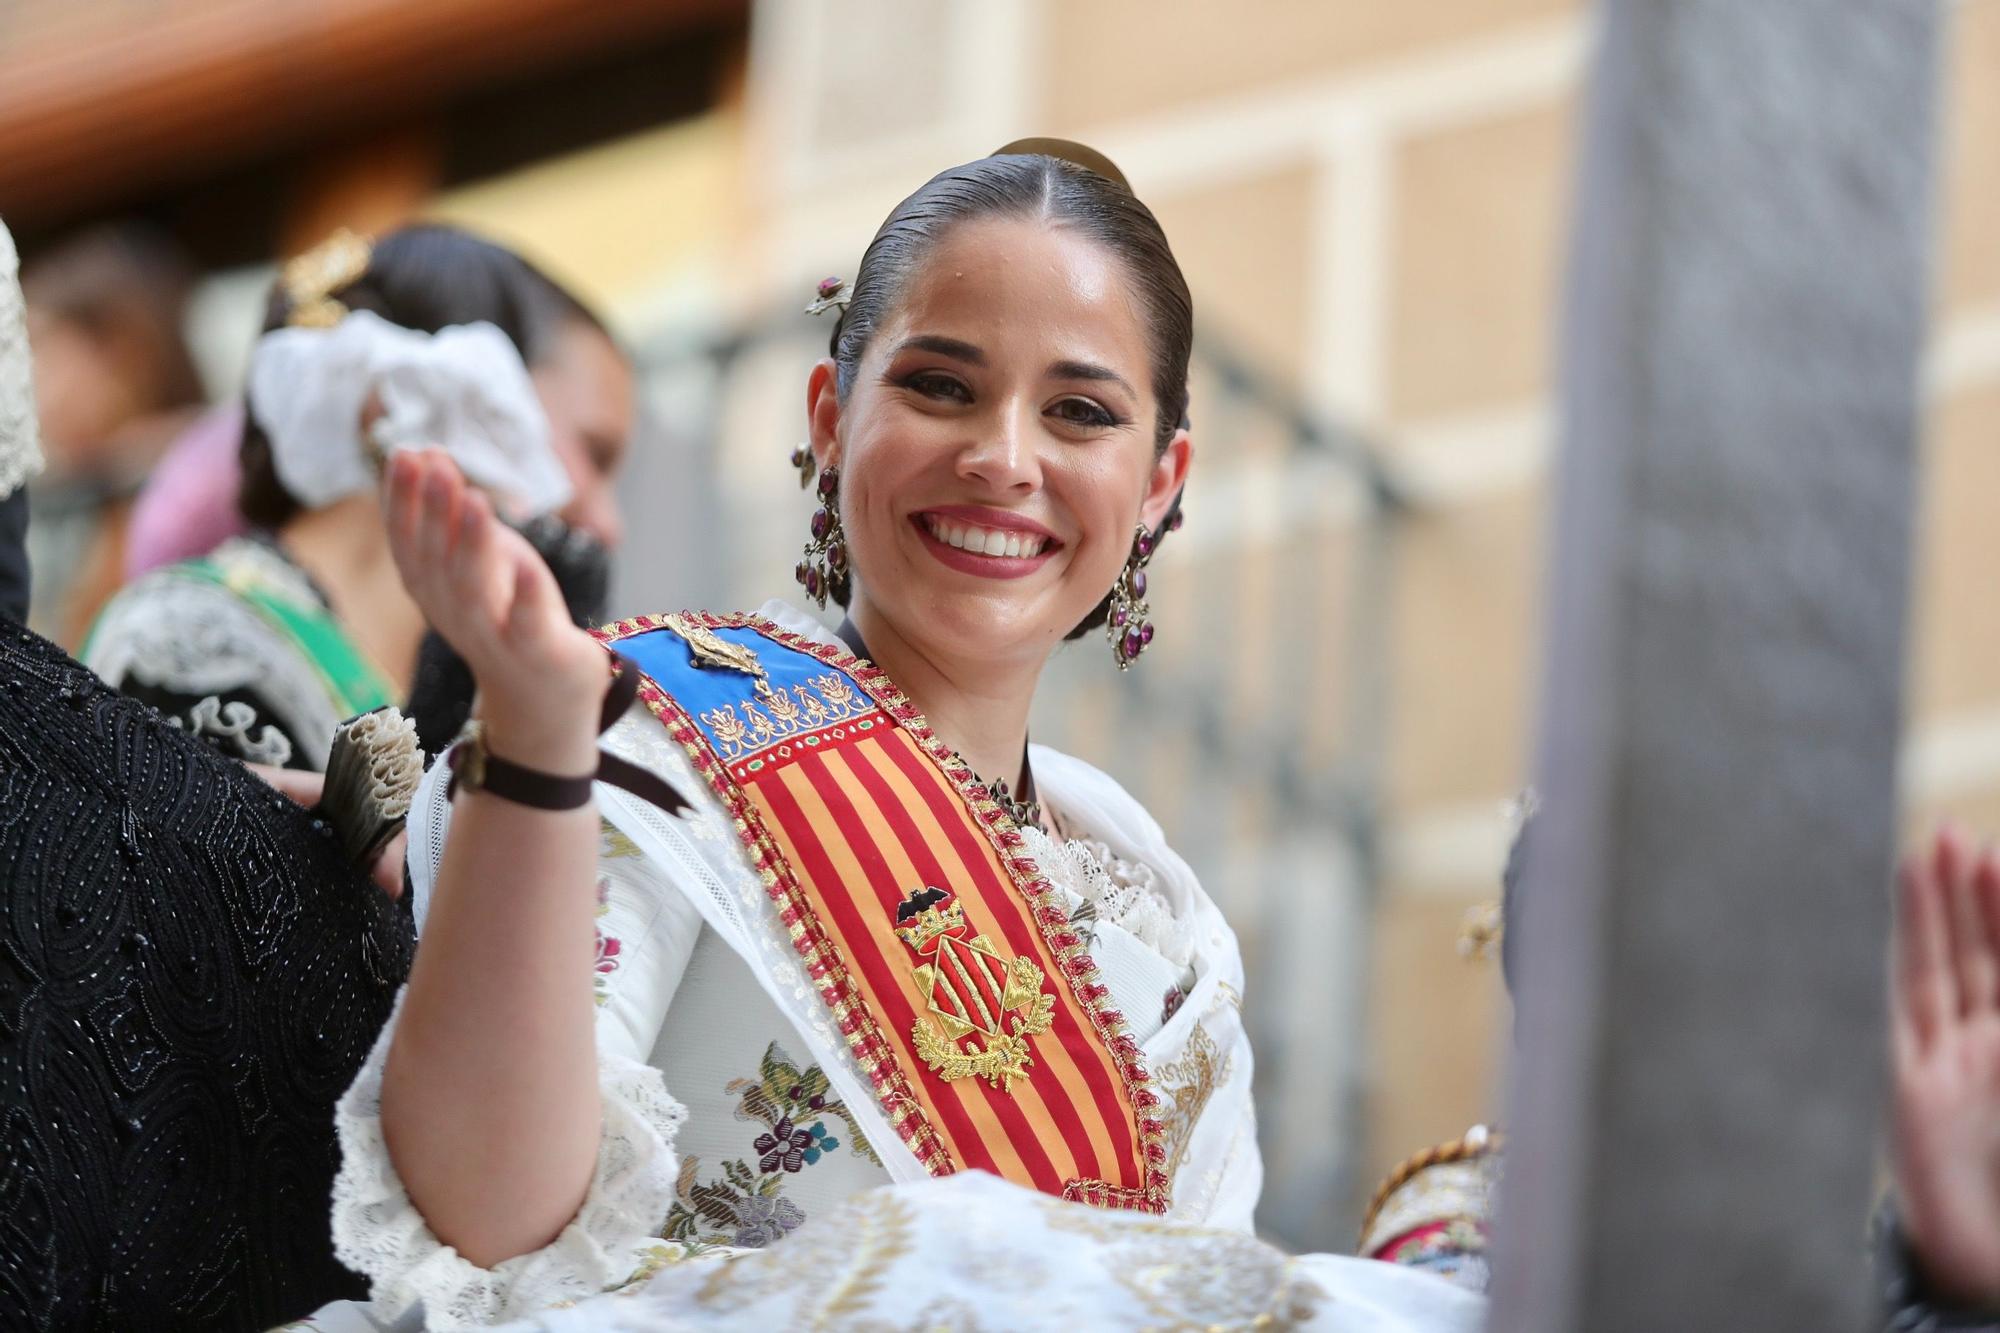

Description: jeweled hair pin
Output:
[805,275,850,317]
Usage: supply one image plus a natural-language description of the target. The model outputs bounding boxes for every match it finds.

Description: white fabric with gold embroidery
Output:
[298,1176,1482,1333]
[492,1172,1484,1332]
[326,601,1262,1329]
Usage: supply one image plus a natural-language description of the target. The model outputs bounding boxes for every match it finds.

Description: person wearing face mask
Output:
[300,145,1483,1333]
[80,223,635,771]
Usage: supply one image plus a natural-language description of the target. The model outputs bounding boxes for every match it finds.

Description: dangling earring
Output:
[1107,523,1160,670]
[795,466,851,609]
[787,442,817,490]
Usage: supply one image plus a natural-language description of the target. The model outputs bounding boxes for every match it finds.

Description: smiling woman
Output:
[809,211,1188,703]
[302,148,1476,1332]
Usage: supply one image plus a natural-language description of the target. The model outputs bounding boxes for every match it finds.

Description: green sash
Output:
[152,548,397,718]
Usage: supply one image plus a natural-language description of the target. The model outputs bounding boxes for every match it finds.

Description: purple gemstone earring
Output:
[1107,522,1160,670]
[795,466,851,609]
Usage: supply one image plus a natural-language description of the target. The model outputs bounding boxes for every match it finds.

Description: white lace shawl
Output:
[331,601,1259,1327]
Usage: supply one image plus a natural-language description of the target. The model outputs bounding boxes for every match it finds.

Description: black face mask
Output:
[404,514,612,756]
[0,487,28,625]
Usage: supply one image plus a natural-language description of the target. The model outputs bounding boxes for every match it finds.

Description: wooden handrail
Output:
[0,0,742,226]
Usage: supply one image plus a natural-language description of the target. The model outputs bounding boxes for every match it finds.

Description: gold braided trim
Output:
[1357,1124,1504,1251]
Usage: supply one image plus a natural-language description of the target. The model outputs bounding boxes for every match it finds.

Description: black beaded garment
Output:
[0,621,414,1330]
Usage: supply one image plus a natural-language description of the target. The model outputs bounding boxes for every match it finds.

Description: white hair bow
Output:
[247,308,573,517]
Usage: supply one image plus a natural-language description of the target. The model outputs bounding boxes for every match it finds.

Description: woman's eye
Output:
[1051,397,1118,429]
[904,372,970,402]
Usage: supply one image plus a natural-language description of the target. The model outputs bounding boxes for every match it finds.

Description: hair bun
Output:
[990,137,1132,193]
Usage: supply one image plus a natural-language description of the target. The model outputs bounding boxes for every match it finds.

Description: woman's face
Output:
[532,320,634,548]
[810,215,1191,670]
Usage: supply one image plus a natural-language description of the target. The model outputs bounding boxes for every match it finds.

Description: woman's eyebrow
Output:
[1049,359,1135,397]
[894,334,985,365]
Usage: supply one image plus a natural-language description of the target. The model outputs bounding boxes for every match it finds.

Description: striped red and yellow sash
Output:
[595,611,1168,1211]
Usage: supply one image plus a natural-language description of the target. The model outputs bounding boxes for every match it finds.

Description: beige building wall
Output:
[462,0,2000,1243]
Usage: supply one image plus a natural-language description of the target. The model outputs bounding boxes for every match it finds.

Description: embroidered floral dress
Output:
[319,602,1262,1330]
[83,535,399,769]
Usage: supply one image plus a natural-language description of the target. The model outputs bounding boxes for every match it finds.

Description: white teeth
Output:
[924,515,1046,559]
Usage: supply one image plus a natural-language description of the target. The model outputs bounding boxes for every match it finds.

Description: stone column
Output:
[1489,3,1945,1330]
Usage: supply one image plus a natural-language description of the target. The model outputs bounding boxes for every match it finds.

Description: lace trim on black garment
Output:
[175,693,295,767]
[119,677,306,770]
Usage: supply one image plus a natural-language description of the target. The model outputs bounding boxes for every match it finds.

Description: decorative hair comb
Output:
[990,137,1132,193]
[281,228,372,329]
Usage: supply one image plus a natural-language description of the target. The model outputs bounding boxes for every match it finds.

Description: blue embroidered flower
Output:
[802,1121,840,1165]
[753,1117,814,1173]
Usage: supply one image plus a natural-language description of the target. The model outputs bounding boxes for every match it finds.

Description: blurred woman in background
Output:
[81,222,635,769]
[20,222,206,644]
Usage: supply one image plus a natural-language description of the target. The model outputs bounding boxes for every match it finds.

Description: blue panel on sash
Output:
[614,622,875,765]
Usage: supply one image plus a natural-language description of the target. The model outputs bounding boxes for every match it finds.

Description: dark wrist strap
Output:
[448,733,595,809]
[446,655,688,815]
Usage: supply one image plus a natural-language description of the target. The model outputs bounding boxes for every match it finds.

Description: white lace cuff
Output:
[330,990,687,1329]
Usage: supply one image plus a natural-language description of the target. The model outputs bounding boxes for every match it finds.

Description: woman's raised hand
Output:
[383,449,606,767]
[1892,824,2000,1307]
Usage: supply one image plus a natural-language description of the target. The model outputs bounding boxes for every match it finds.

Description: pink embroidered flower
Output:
[591,874,622,989]
[594,929,622,975]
